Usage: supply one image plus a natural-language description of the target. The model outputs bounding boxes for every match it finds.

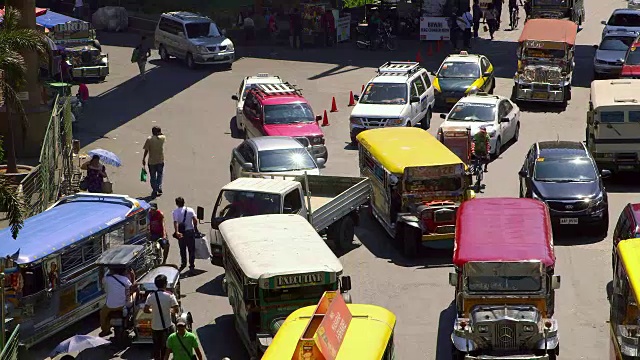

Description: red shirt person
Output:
[149,202,170,264]
[77,83,89,101]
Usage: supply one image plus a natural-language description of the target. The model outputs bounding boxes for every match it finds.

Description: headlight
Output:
[477,325,489,333]
[196,45,207,53]
[522,325,535,332]
[386,118,404,126]
[589,193,605,208]
[350,117,363,125]
[225,42,235,51]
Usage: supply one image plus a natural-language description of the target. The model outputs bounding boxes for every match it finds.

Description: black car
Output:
[518,141,611,235]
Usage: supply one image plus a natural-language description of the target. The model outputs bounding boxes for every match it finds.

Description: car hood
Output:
[262,123,323,137]
[436,78,476,92]
[595,49,626,63]
[350,103,407,118]
[622,64,640,75]
[532,180,600,200]
[258,168,320,177]
[189,36,229,47]
[440,120,494,134]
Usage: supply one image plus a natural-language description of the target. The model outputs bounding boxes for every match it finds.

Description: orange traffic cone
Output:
[416,50,423,62]
[437,40,442,52]
[348,91,356,106]
[322,110,329,126]
[427,44,433,56]
[330,97,338,112]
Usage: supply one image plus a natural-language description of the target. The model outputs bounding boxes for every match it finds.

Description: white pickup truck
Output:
[197,173,371,264]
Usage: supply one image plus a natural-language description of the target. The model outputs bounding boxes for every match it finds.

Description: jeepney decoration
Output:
[513,19,577,103]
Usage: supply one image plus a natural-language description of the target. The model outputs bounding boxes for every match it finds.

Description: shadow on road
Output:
[605,173,640,193]
[435,301,457,360]
[196,273,227,297]
[196,315,249,360]
[96,31,145,48]
[553,229,606,245]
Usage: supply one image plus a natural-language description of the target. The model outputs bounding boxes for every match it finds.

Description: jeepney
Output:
[0,193,151,348]
[529,0,585,24]
[513,19,577,103]
[449,198,561,360]
[36,11,109,81]
[611,238,640,359]
[356,127,475,258]
[218,214,352,358]
[587,80,640,173]
[262,291,396,360]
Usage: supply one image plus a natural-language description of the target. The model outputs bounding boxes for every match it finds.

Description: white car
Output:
[231,73,283,131]
[602,9,640,38]
[438,93,520,157]
[230,136,321,181]
[349,61,435,143]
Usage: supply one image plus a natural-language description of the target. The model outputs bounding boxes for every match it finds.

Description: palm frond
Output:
[0,77,28,128]
[0,176,25,239]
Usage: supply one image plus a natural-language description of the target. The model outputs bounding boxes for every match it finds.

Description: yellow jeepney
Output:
[356,127,475,258]
[262,291,396,360]
[610,238,640,359]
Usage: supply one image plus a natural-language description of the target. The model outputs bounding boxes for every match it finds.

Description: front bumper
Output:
[547,205,607,226]
[72,65,109,78]
[513,80,568,102]
[593,62,622,76]
[435,91,466,108]
[194,51,235,64]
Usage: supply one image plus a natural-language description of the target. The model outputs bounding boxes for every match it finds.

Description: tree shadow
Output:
[196,315,249,360]
[553,228,606,245]
[435,301,457,360]
[96,31,150,48]
[196,273,226,297]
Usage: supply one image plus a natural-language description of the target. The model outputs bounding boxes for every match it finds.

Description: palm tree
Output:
[0,7,48,238]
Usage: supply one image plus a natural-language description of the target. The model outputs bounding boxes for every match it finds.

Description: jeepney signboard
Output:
[269,272,325,289]
[523,40,567,50]
[404,164,465,181]
[314,293,352,360]
[420,17,450,41]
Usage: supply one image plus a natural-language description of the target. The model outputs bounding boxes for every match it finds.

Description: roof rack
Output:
[377,61,421,76]
[255,82,302,97]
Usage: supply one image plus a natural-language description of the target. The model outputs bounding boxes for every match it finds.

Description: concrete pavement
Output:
[23,0,636,358]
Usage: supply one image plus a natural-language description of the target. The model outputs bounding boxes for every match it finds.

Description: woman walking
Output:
[81,155,107,193]
[134,36,151,80]
[484,4,498,40]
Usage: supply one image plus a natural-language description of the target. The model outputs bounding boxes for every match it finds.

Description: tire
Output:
[513,122,520,142]
[452,346,466,360]
[421,109,432,130]
[492,137,501,159]
[159,45,169,61]
[511,85,517,100]
[403,225,420,258]
[564,85,571,102]
[333,216,355,250]
[186,53,196,69]
[598,209,609,237]
[489,79,495,94]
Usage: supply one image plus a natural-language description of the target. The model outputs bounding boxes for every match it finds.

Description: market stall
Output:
[300,2,330,46]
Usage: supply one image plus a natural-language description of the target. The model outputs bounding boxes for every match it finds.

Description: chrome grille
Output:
[546,200,589,212]
[362,118,389,127]
[532,83,548,91]
[617,153,638,162]
[294,137,310,147]
[206,46,217,51]
[493,323,518,350]
[434,208,456,222]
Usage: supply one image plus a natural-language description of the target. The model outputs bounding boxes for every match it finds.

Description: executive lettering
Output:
[276,273,323,287]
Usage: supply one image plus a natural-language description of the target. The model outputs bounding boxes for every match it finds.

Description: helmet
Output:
[479,126,487,132]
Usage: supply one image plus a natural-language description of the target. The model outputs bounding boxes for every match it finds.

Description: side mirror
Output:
[601,169,612,178]
[178,32,185,38]
[341,275,352,292]
[601,20,607,25]
[315,115,322,122]
[448,272,458,287]
[353,94,360,100]
[518,169,528,178]
[500,117,510,123]
[483,71,492,77]
[231,94,239,101]
[316,158,326,167]
[551,275,561,290]
[196,206,205,221]
[592,44,598,49]
[241,162,253,171]
[410,96,420,103]
[440,113,447,119]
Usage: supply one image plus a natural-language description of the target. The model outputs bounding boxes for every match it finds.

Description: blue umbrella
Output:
[88,149,122,167]
[50,335,111,357]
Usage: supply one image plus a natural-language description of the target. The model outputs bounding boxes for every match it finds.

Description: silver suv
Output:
[154,12,235,69]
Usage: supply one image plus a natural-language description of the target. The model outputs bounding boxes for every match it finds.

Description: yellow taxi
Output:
[433,51,495,108]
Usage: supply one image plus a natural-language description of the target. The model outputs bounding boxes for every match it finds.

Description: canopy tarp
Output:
[518,18,578,45]
[36,10,86,29]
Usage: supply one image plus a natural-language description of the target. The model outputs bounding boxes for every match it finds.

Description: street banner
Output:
[337,14,351,42]
[420,17,450,41]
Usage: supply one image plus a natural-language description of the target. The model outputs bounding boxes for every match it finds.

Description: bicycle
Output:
[470,154,488,192]
[510,6,520,31]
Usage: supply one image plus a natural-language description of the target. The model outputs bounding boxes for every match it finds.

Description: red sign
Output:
[314,294,352,360]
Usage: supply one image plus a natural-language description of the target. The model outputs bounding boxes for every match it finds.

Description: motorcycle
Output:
[356,21,398,51]
[398,12,419,38]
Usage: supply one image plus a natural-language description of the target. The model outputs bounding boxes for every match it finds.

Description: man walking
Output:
[172,197,198,274]
[134,36,152,80]
[144,274,179,360]
[149,202,170,264]
[493,0,505,28]
[290,8,303,50]
[74,0,84,20]
[142,126,166,197]
[461,8,474,49]
[472,0,482,38]
[164,318,204,360]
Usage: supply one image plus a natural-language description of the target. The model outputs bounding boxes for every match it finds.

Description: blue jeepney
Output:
[0,193,152,348]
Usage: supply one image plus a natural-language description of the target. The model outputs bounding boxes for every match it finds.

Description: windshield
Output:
[600,36,635,51]
[533,157,597,182]
[608,13,640,26]
[258,148,317,172]
[264,103,315,125]
[359,83,408,105]
[626,47,640,65]
[468,275,542,292]
[448,103,496,122]
[438,62,479,78]
[185,21,221,38]
[532,0,568,5]
[215,190,281,219]
[405,177,462,192]
[262,284,334,303]
[523,48,565,59]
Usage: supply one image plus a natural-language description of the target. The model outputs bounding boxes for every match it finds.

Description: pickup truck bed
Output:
[309,196,332,210]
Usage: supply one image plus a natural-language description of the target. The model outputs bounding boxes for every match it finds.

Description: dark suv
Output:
[518,141,611,235]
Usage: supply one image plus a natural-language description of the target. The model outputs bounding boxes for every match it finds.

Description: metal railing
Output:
[0,325,19,360]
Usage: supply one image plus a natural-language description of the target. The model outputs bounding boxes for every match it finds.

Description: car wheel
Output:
[593,71,600,80]
[598,209,609,237]
[186,53,196,69]
[159,45,169,61]
[511,85,517,101]
[492,137,501,159]
[489,79,495,94]
[513,122,520,142]
[421,109,432,130]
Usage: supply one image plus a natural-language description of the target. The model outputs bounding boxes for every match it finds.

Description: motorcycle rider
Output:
[471,126,491,173]
[99,266,132,337]
[368,10,382,45]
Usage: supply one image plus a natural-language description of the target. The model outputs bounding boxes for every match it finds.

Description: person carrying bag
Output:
[144,274,179,360]
[166,318,203,360]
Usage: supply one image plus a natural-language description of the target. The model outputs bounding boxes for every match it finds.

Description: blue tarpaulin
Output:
[36,10,85,29]
[0,197,149,264]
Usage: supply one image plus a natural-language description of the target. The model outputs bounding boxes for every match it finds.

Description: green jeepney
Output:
[217,214,352,359]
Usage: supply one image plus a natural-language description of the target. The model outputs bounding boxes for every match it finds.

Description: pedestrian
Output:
[290,8,303,50]
[243,12,255,43]
[448,8,460,50]
[164,318,204,360]
[321,8,336,47]
[80,155,107,193]
[484,4,498,40]
[99,267,131,337]
[493,0,504,27]
[268,11,279,43]
[461,8,473,49]
[142,126,166,197]
[74,0,84,20]
[149,202,170,264]
[472,0,482,38]
[77,83,89,102]
[144,274,179,360]
[172,197,198,274]
[134,36,151,80]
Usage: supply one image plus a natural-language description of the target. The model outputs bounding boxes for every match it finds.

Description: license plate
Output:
[620,165,635,170]
[560,218,578,225]
[533,92,547,99]
[446,97,457,103]
[213,55,224,60]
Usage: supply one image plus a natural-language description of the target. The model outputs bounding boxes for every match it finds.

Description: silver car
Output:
[230,136,322,181]
[593,32,637,78]
[154,12,235,69]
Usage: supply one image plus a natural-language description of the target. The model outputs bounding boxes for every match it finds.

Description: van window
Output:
[283,189,302,213]
[630,111,640,122]
[600,111,625,123]
[159,18,181,35]
[414,76,427,95]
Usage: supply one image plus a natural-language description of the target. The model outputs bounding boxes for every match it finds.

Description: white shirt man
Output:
[99,271,131,336]
[172,206,197,232]
[145,290,179,331]
[172,197,199,272]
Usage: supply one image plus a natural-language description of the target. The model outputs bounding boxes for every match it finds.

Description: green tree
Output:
[0,7,48,238]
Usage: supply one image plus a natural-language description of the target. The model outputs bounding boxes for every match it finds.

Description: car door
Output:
[421,72,435,109]
[165,19,181,57]
[175,22,189,59]
[501,100,517,140]
[409,81,421,125]
[520,145,536,197]
[235,80,246,128]
[230,143,248,180]
[243,95,259,138]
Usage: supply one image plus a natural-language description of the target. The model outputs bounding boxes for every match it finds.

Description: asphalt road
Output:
[26,0,638,358]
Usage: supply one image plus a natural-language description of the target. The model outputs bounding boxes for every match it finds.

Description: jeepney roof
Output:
[0,193,149,265]
[262,304,396,359]
[453,198,555,267]
[36,10,87,29]
[218,214,343,279]
[221,177,299,195]
[356,127,465,175]
[590,79,640,108]
[618,239,640,298]
[518,19,577,46]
